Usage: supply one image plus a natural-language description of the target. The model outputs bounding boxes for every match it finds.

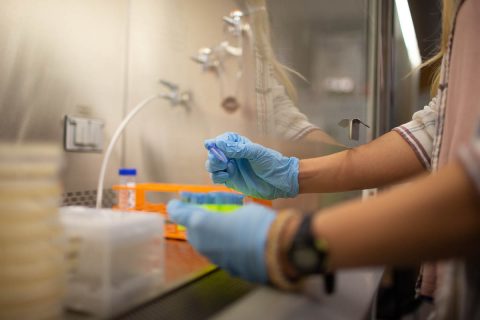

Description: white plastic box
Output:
[60,207,164,318]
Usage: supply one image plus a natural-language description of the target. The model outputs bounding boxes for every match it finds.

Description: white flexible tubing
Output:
[96,94,162,208]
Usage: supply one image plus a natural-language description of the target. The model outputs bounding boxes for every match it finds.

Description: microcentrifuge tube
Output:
[208,145,228,163]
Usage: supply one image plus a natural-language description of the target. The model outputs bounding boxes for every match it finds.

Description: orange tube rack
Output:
[112,183,271,240]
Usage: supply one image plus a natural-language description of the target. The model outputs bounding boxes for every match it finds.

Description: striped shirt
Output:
[393,0,480,318]
[255,52,319,140]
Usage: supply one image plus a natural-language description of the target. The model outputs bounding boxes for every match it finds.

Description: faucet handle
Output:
[191,47,220,70]
[159,79,178,91]
[223,10,249,36]
[222,16,236,27]
[157,79,192,107]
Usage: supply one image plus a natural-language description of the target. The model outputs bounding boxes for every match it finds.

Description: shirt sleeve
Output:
[392,96,439,170]
[269,72,319,141]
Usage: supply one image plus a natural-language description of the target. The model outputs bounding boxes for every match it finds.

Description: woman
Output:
[168,0,480,318]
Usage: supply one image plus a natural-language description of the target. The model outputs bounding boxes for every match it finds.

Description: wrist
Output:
[298,158,316,176]
[285,213,336,294]
[265,209,303,290]
[266,210,335,293]
[279,214,303,279]
[289,157,300,197]
[298,159,318,193]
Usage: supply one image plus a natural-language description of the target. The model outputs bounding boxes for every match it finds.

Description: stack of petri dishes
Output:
[0,143,65,320]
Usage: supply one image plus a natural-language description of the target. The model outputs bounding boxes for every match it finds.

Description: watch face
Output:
[292,247,319,273]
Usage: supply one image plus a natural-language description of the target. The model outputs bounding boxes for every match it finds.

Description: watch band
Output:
[287,214,335,294]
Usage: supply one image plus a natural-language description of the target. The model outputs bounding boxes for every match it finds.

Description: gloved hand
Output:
[167,199,275,283]
[204,132,299,200]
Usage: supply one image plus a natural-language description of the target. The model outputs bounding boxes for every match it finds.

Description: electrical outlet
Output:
[64,115,104,152]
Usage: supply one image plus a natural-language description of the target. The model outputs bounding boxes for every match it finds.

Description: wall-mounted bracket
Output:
[338,118,370,141]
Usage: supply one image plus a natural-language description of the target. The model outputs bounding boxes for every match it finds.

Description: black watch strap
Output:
[287,214,335,294]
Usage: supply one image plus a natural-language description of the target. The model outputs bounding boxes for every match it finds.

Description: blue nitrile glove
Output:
[204,132,299,200]
[167,199,275,283]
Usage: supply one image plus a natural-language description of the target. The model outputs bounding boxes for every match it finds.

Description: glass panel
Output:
[264,0,370,147]
[392,2,421,128]
[249,0,371,212]
[0,0,383,315]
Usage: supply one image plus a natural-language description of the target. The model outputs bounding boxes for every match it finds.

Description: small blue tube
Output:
[180,192,191,203]
[208,145,228,163]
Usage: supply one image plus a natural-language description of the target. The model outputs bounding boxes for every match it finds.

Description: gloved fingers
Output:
[226,160,237,176]
[205,132,248,149]
[167,199,205,227]
[216,132,250,144]
[203,138,216,150]
[205,153,228,173]
[205,132,260,160]
[216,139,264,161]
[211,171,230,184]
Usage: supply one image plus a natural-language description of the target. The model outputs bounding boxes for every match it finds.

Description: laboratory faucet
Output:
[191,47,220,71]
[158,79,192,106]
[223,10,250,36]
[191,42,242,71]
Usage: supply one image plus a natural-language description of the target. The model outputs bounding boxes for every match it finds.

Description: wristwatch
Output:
[287,214,335,294]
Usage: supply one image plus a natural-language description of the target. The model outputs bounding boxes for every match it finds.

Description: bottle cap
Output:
[118,168,137,176]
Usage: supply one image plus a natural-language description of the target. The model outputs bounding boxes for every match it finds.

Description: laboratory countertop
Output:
[68,240,383,320]
[162,239,214,286]
[213,268,383,320]
[117,265,383,320]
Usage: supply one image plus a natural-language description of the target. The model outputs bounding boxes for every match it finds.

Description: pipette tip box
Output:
[60,206,164,318]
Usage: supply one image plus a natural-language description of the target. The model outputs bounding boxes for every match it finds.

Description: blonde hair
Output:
[422,0,456,96]
[245,0,299,102]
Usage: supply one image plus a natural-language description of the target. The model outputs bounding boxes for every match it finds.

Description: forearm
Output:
[299,131,425,193]
[312,162,480,269]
